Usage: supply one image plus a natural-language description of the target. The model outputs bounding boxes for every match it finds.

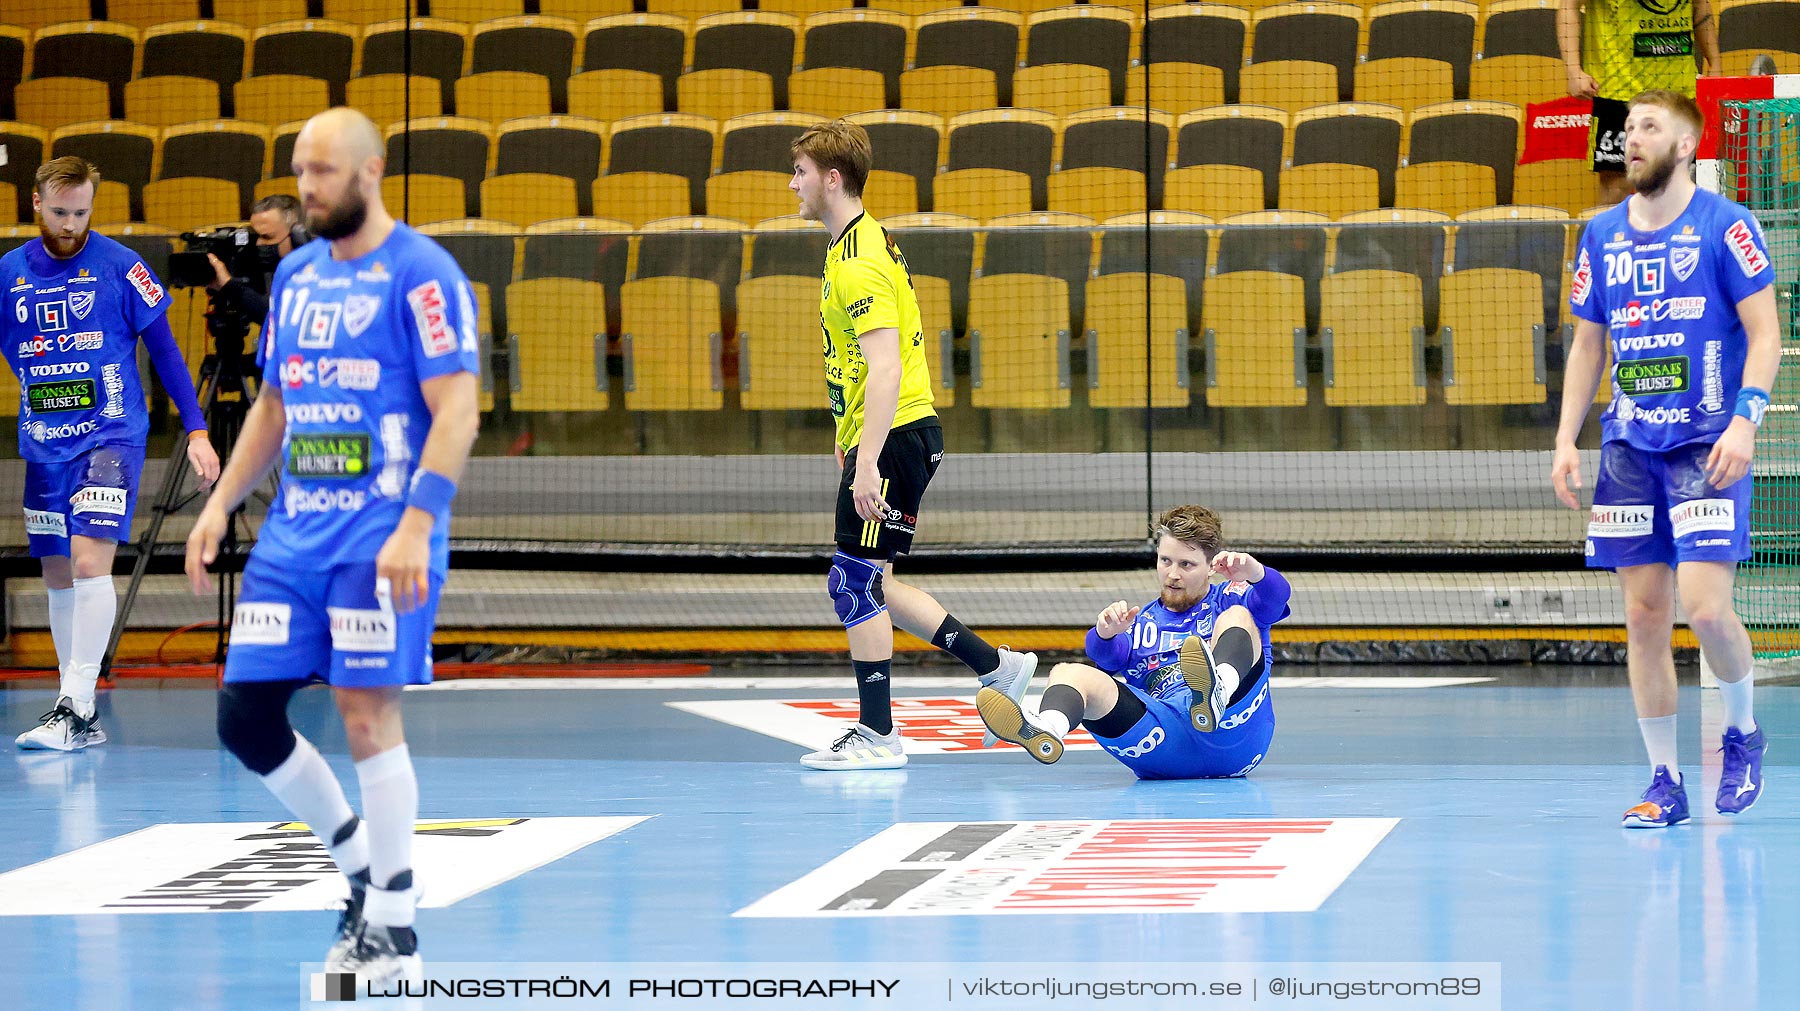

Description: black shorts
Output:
[835,419,943,559]
[1591,96,1626,173]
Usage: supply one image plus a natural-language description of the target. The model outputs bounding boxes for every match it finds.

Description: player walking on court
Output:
[3,156,220,751]
[977,505,1288,779]
[789,119,1035,770]
[186,108,482,981]
[1552,90,1781,827]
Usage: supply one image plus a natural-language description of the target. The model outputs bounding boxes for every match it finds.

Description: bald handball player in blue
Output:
[977,504,1289,778]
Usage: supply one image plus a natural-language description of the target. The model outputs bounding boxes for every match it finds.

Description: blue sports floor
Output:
[0,667,1794,1010]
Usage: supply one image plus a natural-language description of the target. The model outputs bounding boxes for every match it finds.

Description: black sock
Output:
[932,615,1001,677]
[1214,626,1263,706]
[1040,683,1085,728]
[1086,685,1149,739]
[853,659,893,735]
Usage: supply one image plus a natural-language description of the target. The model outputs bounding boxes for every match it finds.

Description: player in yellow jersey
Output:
[1559,0,1719,204]
[787,119,1037,771]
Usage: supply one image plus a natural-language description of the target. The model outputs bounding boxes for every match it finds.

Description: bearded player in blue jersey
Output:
[977,505,1289,778]
[1553,90,1782,828]
[3,156,220,751]
[185,108,481,985]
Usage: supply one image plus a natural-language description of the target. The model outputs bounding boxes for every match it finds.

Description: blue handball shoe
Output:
[1716,726,1767,816]
[1622,766,1690,828]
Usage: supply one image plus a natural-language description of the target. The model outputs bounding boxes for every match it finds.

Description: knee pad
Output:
[828,551,887,628]
[217,680,303,776]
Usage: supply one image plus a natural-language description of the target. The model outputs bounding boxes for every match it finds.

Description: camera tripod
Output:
[99,322,267,679]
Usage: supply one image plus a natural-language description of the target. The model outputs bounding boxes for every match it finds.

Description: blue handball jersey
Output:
[1570,188,1775,453]
[1088,578,1290,700]
[1,233,170,461]
[257,223,480,572]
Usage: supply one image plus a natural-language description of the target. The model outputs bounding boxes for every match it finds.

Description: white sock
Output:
[47,585,74,678]
[64,575,115,714]
[1717,671,1756,734]
[1638,715,1680,783]
[356,743,418,924]
[261,734,367,879]
[1213,663,1242,706]
[1036,706,1071,740]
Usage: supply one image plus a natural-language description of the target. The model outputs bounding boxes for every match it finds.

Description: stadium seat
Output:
[456,71,552,125]
[419,217,518,363]
[607,113,717,216]
[645,0,741,18]
[985,0,1087,14]
[1718,3,1800,70]
[50,121,157,221]
[1454,205,1571,334]
[539,0,634,15]
[521,218,632,340]
[1291,103,1404,208]
[1249,2,1359,102]
[1718,50,1800,78]
[1320,270,1427,406]
[253,177,299,204]
[1086,272,1191,408]
[381,174,466,227]
[213,0,307,29]
[1279,163,1380,218]
[1024,5,1134,107]
[361,19,467,116]
[849,110,944,214]
[636,216,746,315]
[140,22,249,115]
[1355,59,1455,121]
[0,124,49,222]
[945,108,1058,212]
[0,27,23,123]
[705,171,793,227]
[143,177,239,228]
[432,1,529,24]
[234,75,330,130]
[1366,0,1478,100]
[160,120,268,219]
[383,117,493,219]
[1333,210,1450,335]
[1216,209,1328,333]
[1097,210,1211,340]
[11,1,93,32]
[1239,60,1337,116]
[507,277,612,413]
[967,272,1072,409]
[320,0,417,25]
[1468,54,1564,107]
[1165,164,1264,218]
[1439,268,1547,405]
[1142,4,1247,104]
[568,70,663,122]
[934,169,1033,223]
[914,7,1024,106]
[1408,100,1523,206]
[30,22,137,120]
[250,20,356,107]
[591,173,690,227]
[581,14,687,112]
[746,216,827,278]
[1126,63,1225,116]
[1013,63,1112,118]
[1048,167,1146,221]
[800,10,908,108]
[124,76,220,130]
[885,212,979,335]
[620,275,724,411]
[0,184,13,225]
[482,173,579,228]
[983,211,1097,337]
[678,69,774,125]
[898,66,1000,123]
[736,274,824,411]
[347,74,444,126]
[1061,107,1172,209]
[89,180,133,225]
[494,117,606,217]
[14,79,111,132]
[720,111,825,174]
[1201,271,1308,407]
[692,11,799,110]
[1174,106,1287,210]
[105,1,201,28]
[1478,0,1562,59]
[1395,161,1497,219]
[787,68,886,121]
[1512,158,1591,216]
[268,120,305,178]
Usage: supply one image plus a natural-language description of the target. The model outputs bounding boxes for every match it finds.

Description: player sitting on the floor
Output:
[976,504,1290,779]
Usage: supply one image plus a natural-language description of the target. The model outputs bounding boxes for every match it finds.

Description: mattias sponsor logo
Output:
[23,509,65,537]
[328,607,396,653]
[1671,499,1735,539]
[1589,504,1654,537]
[231,602,292,646]
[1615,355,1688,395]
[70,487,127,516]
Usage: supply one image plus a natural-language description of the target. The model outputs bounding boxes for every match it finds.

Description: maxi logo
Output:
[27,379,95,413]
[1615,355,1688,395]
[1725,219,1768,278]
[407,280,457,358]
[1571,251,1593,307]
[287,432,371,479]
[126,261,164,307]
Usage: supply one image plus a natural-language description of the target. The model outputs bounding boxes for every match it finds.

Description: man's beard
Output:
[1160,586,1203,612]
[38,222,88,258]
[1629,144,1678,196]
[308,186,369,241]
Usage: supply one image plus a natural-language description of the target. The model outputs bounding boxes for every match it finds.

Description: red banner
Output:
[1519,97,1593,165]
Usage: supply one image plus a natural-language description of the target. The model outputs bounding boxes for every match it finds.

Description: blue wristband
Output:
[406,469,458,515]
[1735,386,1769,426]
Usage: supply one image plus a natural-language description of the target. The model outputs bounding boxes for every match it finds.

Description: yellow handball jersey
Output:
[819,212,936,453]
[1582,0,1697,101]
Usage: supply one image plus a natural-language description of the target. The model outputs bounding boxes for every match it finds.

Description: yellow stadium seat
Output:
[861,169,919,221]
[507,277,611,413]
[1719,50,1800,78]
[620,276,724,411]
[143,177,240,227]
[737,275,824,411]
[125,76,220,130]
[933,168,1032,222]
[482,173,579,227]
[381,174,466,226]
[1240,60,1337,115]
[1395,161,1497,219]
[15,79,111,132]
[1126,63,1225,116]
[1354,58,1455,120]
[347,75,445,127]
[1012,63,1112,118]
[967,273,1072,409]
[1202,271,1307,407]
[12,0,95,30]
[705,171,792,227]
[235,75,330,129]
[431,0,528,20]
[1468,55,1565,107]
[1086,272,1191,408]
[900,66,999,123]
[0,184,13,226]
[1321,269,1426,406]
[913,274,957,408]
[1512,158,1592,216]
[214,0,308,29]
[456,71,551,126]
[1047,167,1147,221]
[90,181,134,226]
[787,68,886,121]
[1439,267,1547,405]
[568,69,664,122]
[1165,164,1264,218]
[678,69,773,123]
[592,172,691,227]
[1279,163,1380,218]
[467,279,497,413]
[254,177,301,204]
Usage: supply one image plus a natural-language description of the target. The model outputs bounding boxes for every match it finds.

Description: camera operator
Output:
[205,194,303,338]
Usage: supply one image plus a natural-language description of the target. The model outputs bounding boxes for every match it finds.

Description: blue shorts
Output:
[222,553,442,689]
[1090,668,1276,780]
[1586,440,1753,569]
[23,443,145,556]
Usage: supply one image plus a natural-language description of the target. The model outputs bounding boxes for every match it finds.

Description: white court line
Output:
[414,676,1497,692]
